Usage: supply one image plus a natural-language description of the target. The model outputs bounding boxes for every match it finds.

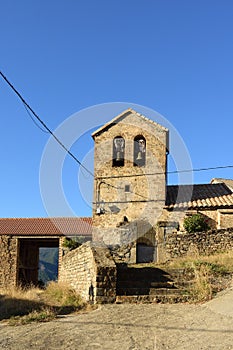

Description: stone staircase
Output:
[116,264,194,303]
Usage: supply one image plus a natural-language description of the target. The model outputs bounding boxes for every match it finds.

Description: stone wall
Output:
[218,209,233,229]
[59,242,116,303]
[0,235,18,288]
[164,228,233,260]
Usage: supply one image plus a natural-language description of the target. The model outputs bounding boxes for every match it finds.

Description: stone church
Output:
[1,107,233,289]
[91,108,233,263]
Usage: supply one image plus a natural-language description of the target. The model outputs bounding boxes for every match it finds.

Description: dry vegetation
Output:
[164,249,233,302]
[133,250,233,303]
[0,282,93,325]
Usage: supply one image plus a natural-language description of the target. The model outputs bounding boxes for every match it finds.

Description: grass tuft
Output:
[189,263,213,302]
[42,281,85,309]
[8,308,56,326]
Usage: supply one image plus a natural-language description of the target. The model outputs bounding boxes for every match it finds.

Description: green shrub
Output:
[183,213,209,233]
[62,237,84,251]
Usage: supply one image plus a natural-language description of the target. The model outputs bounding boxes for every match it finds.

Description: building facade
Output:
[91,108,233,263]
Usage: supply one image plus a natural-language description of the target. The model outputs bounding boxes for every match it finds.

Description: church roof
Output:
[0,217,92,236]
[166,182,233,210]
[92,108,168,138]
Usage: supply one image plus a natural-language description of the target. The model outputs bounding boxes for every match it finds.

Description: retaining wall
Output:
[165,228,233,259]
[59,242,116,303]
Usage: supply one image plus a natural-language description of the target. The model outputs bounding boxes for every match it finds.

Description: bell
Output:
[116,151,121,161]
[136,151,142,160]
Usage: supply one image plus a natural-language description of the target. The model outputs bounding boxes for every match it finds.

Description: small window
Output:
[113,136,125,167]
[134,136,146,166]
[125,185,130,192]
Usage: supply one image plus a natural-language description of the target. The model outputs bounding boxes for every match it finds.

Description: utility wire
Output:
[170,165,233,174]
[97,165,233,180]
[0,70,94,177]
[1,71,233,202]
[23,103,49,133]
[0,71,134,195]
[0,71,153,199]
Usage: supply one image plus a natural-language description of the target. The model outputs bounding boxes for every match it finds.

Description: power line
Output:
[0,71,137,196]
[0,71,153,199]
[97,165,233,180]
[1,71,233,202]
[171,165,233,174]
[0,70,94,177]
[23,103,49,133]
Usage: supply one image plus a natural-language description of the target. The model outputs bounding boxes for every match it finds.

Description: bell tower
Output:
[92,108,169,253]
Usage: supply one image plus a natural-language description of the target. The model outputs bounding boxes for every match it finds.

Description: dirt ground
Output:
[0,287,233,350]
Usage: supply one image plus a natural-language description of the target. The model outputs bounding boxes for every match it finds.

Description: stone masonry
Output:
[92,109,168,250]
[164,227,233,260]
[0,236,18,288]
[59,241,116,303]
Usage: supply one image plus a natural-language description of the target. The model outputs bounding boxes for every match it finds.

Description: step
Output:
[115,294,191,304]
[165,269,195,280]
[149,288,184,296]
[117,287,150,296]
[117,267,175,281]
[117,287,185,296]
[117,281,179,289]
[150,281,176,288]
[117,280,149,288]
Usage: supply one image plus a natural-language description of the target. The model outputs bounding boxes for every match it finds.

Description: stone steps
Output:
[115,264,193,303]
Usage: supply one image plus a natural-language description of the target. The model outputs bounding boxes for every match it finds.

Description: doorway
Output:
[136,237,156,263]
[17,238,59,287]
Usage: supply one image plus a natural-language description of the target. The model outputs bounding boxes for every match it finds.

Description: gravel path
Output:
[0,288,233,350]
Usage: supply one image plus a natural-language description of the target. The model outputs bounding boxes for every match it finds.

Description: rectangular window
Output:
[125,185,130,192]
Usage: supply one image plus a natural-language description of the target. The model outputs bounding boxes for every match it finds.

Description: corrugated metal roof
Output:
[166,183,233,209]
[0,217,92,236]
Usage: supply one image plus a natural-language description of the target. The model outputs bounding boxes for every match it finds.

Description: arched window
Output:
[112,136,125,166]
[134,135,146,166]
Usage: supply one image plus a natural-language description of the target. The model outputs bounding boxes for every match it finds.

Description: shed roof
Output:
[0,217,92,236]
[165,183,233,210]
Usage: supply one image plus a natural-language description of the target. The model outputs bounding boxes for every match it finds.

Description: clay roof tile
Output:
[166,183,233,210]
[0,217,92,236]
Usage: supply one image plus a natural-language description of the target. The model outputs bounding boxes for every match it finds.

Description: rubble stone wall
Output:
[59,242,116,303]
[0,235,18,288]
[164,228,233,260]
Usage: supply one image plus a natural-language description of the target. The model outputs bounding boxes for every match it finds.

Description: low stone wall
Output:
[0,236,18,289]
[165,228,233,259]
[59,242,116,303]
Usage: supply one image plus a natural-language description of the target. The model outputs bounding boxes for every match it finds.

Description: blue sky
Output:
[1,0,233,218]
